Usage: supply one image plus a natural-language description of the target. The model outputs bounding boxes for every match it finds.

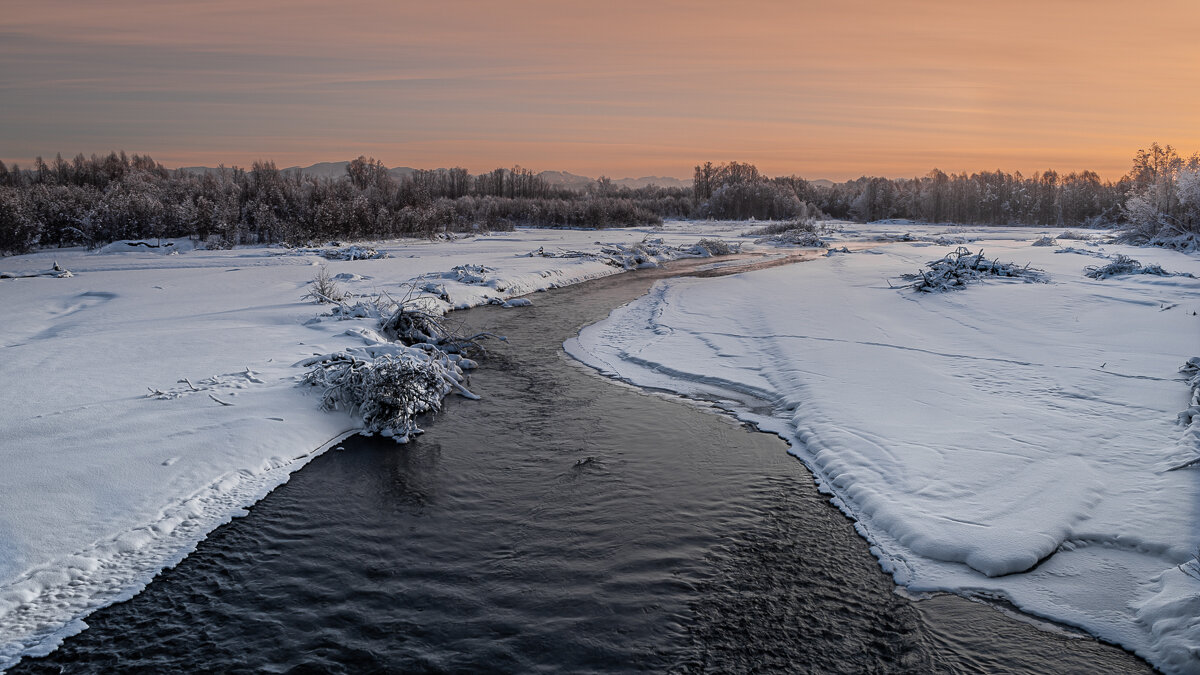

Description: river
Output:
[11,255,1150,673]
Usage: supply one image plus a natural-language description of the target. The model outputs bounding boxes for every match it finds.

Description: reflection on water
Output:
[12,255,1151,673]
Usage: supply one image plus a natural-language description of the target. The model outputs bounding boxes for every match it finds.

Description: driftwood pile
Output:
[901,247,1048,292]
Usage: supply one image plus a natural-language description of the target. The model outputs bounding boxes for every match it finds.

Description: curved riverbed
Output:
[11,257,1151,673]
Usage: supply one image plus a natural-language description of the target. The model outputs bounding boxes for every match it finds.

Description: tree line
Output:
[693,145,1199,239]
[0,153,691,254]
[1,145,1197,255]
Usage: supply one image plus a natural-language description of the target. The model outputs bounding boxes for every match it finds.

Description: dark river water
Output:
[11,255,1152,673]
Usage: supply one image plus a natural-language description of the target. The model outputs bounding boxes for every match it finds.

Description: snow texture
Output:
[567,224,1200,673]
[0,224,742,669]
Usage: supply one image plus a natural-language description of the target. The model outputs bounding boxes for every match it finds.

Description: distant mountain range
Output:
[178,161,837,190]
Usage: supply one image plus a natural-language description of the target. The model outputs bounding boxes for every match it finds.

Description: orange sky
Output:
[2,0,1198,180]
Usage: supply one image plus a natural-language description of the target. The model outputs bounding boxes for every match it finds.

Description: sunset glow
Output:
[3,0,1198,179]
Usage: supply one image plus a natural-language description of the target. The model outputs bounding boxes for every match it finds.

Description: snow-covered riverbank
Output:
[568,223,1200,673]
[0,223,752,669]
[4,220,1198,672]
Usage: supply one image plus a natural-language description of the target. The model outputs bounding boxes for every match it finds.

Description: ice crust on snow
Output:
[0,225,741,669]
[566,224,1200,673]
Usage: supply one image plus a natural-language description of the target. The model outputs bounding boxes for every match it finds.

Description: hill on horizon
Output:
[177,162,843,190]
[179,161,694,190]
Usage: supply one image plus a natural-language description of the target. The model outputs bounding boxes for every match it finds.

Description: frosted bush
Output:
[301,352,450,441]
[690,238,741,256]
[755,228,828,248]
[1083,255,1193,280]
[303,265,347,303]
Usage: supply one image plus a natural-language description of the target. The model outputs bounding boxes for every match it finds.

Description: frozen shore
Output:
[0,223,749,669]
[567,223,1200,673]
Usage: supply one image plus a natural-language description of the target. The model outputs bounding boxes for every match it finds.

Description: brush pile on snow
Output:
[1030,236,1058,247]
[901,247,1048,292]
[1084,255,1194,280]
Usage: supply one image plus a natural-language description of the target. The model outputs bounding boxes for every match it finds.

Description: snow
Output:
[567,223,1200,673]
[4,221,1199,672]
[0,225,742,669]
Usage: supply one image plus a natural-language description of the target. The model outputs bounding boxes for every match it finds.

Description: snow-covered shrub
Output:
[931,235,968,246]
[1030,236,1058,246]
[599,238,684,269]
[1057,230,1091,240]
[1083,255,1193,280]
[321,245,388,261]
[690,238,741,256]
[376,289,505,355]
[1146,232,1200,253]
[901,247,1048,292]
[755,228,828,248]
[446,264,493,285]
[301,352,450,441]
[303,265,347,303]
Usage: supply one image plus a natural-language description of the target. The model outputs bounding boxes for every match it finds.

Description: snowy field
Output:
[568,223,1200,673]
[0,223,750,669]
[2,221,1198,672]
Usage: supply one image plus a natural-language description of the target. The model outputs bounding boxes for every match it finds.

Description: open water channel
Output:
[12,255,1151,673]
